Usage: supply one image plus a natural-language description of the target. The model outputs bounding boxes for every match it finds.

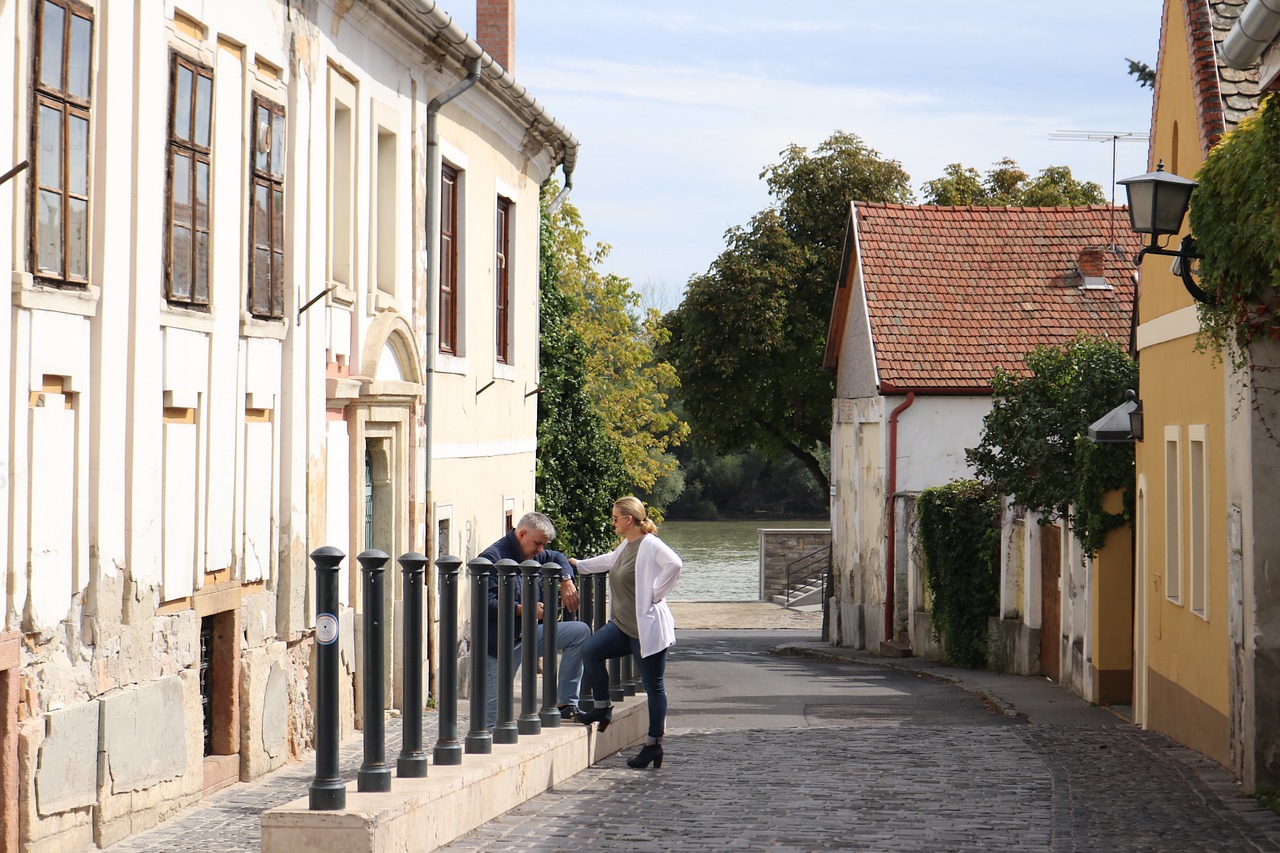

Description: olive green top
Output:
[610,538,642,638]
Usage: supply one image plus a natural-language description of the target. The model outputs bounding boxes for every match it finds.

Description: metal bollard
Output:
[493,559,520,745]
[539,562,562,727]
[465,558,493,754]
[519,560,542,735]
[577,573,596,712]
[357,550,392,793]
[397,552,429,778]
[309,546,346,810]
[621,654,637,696]
[433,555,463,766]
[594,573,608,632]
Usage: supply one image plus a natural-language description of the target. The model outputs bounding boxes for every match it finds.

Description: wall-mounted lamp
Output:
[1117,162,1216,305]
[1087,389,1143,444]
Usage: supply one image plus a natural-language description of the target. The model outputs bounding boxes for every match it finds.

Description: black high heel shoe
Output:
[627,743,663,769]
[572,705,613,732]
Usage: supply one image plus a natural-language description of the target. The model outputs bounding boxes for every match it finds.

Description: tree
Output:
[1127,57,1155,89]
[543,186,688,495]
[661,131,914,493]
[965,334,1137,555]
[536,187,631,554]
[923,157,1106,207]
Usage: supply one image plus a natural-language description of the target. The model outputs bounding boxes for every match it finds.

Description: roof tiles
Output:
[853,203,1140,392]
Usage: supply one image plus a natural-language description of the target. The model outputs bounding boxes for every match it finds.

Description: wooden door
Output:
[1040,525,1062,681]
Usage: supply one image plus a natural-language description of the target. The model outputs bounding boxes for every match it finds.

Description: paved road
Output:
[438,629,1280,853]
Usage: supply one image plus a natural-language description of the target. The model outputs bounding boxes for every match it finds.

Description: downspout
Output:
[884,391,916,644]
[423,57,481,552]
[546,161,574,215]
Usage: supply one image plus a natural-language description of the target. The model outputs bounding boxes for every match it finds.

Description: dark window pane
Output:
[253,248,270,314]
[68,14,91,99]
[39,2,65,91]
[172,152,191,226]
[68,114,88,195]
[194,232,209,303]
[253,183,268,246]
[195,160,209,229]
[271,250,283,315]
[271,112,285,177]
[175,64,193,142]
[171,224,192,299]
[38,106,61,189]
[195,74,212,148]
[38,189,63,274]
[272,189,283,250]
[67,196,87,279]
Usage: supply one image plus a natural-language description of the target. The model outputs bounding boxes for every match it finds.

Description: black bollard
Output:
[539,562,562,727]
[594,573,608,631]
[397,552,428,778]
[357,550,392,793]
[519,560,542,735]
[493,559,520,745]
[465,558,493,754]
[309,546,346,810]
[621,653,637,696]
[433,555,463,766]
[577,573,596,712]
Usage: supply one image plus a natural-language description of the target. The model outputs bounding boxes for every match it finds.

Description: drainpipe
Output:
[1222,0,1280,69]
[546,163,574,215]
[884,391,916,644]
[423,57,481,552]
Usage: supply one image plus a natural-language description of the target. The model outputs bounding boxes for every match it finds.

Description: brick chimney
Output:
[1077,246,1106,277]
[476,0,515,74]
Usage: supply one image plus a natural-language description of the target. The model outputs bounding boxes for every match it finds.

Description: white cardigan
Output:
[575,534,682,658]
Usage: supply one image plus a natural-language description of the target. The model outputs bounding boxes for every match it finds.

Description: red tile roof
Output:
[844,203,1139,393]
[1171,0,1260,154]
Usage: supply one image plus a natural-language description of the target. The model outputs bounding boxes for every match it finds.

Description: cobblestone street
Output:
[105,609,1280,852]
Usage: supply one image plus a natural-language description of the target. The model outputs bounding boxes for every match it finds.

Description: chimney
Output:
[1077,246,1106,278]
[476,0,515,74]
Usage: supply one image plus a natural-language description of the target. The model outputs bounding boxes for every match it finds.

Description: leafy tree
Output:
[543,187,687,493]
[923,157,1106,207]
[662,131,913,493]
[536,187,631,555]
[1127,57,1155,89]
[965,334,1137,555]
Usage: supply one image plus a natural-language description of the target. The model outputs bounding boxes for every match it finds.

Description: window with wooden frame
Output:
[439,163,459,353]
[30,0,93,287]
[495,196,512,364]
[167,53,213,307]
[249,95,285,319]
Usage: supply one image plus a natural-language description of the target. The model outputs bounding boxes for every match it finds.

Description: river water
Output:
[655,518,828,602]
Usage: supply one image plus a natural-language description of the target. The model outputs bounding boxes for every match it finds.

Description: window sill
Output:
[435,352,468,375]
[12,272,100,317]
[240,312,288,340]
[160,301,216,333]
[329,283,357,310]
[493,362,516,382]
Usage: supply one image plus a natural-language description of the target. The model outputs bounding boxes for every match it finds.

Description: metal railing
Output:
[784,545,831,608]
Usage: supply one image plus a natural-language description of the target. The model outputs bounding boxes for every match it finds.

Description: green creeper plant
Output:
[916,480,1001,669]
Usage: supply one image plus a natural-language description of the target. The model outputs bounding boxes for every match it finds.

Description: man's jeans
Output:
[485,619,591,729]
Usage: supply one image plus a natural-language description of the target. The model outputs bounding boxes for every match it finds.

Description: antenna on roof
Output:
[1049,130,1149,205]
[1051,130,1149,254]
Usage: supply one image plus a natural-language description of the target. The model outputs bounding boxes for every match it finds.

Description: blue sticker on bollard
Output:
[315,613,339,644]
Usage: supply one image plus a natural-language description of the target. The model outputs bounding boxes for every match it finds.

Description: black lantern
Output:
[1088,390,1143,444]
[1117,161,1214,305]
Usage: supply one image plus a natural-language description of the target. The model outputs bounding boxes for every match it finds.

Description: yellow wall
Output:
[1134,0,1231,764]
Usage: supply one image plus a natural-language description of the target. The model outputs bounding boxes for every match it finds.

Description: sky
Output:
[453,1,1165,311]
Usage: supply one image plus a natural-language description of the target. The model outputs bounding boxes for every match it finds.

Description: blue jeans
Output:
[581,620,668,741]
[485,619,590,729]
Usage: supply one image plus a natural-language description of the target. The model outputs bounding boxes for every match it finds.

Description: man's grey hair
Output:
[516,511,556,542]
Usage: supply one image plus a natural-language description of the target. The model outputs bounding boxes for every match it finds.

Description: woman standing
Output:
[569,496,682,769]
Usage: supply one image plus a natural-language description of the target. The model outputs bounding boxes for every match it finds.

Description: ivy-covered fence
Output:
[915,480,1001,669]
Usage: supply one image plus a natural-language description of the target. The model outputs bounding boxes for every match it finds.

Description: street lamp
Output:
[1117,161,1215,305]
[1087,390,1143,444]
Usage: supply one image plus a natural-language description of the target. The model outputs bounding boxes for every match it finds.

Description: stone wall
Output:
[759,529,832,603]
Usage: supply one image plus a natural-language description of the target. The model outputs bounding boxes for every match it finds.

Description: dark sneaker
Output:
[558,704,580,721]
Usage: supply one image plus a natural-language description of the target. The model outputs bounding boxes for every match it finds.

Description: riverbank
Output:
[669,600,822,630]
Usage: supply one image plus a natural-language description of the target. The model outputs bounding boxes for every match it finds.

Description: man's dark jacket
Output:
[479,530,574,658]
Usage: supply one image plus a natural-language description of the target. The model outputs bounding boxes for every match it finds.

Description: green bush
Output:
[916,480,1001,669]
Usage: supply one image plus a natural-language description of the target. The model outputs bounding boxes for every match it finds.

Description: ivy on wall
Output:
[1190,92,1280,368]
[916,480,1001,669]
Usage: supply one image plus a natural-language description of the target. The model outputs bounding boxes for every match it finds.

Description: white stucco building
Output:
[0,0,574,849]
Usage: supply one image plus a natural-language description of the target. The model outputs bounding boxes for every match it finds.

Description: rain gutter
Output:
[1222,0,1280,69]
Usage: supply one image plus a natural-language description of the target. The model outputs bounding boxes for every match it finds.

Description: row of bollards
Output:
[306,547,632,811]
